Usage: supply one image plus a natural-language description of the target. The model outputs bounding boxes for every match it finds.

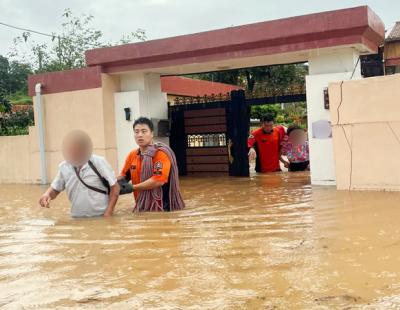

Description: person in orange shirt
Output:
[118,117,185,212]
[248,114,286,173]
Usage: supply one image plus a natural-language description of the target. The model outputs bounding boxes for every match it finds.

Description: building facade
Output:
[0,6,386,187]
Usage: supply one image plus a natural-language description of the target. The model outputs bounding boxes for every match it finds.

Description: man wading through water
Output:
[38,130,120,217]
[248,113,286,173]
[119,117,185,212]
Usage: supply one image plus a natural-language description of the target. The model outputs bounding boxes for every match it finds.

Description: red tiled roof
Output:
[160,76,243,97]
[386,22,400,42]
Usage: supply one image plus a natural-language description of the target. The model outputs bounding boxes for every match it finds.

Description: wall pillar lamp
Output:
[124,107,131,121]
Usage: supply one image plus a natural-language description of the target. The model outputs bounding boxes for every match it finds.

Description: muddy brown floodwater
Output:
[1,172,400,309]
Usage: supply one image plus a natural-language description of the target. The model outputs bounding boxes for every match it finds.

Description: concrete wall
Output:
[329,73,400,191]
[306,48,361,185]
[114,90,143,171]
[0,71,171,184]
[35,88,105,180]
[0,135,32,183]
[0,73,120,184]
[101,74,120,172]
[114,73,169,172]
[36,74,121,180]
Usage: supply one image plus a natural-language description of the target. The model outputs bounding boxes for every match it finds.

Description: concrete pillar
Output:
[306,48,361,185]
[114,72,168,171]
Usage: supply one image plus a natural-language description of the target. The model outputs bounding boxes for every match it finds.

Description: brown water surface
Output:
[1,172,400,309]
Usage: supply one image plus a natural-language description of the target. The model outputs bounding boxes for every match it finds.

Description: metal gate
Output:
[169,90,250,177]
[185,107,229,175]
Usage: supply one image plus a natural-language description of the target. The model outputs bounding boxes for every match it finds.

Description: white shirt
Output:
[51,154,117,218]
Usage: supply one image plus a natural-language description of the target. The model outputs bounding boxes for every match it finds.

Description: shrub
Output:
[0,108,34,136]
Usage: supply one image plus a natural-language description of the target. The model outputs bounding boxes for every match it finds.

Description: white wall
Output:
[120,72,146,91]
[114,91,143,171]
[120,72,168,119]
[115,73,169,171]
[306,48,361,185]
[145,74,168,120]
[308,48,361,75]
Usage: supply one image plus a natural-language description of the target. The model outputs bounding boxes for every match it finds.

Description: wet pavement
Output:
[1,172,400,309]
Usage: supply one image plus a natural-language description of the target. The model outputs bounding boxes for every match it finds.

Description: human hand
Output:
[103,209,114,217]
[38,194,51,208]
[248,148,257,161]
[117,175,126,181]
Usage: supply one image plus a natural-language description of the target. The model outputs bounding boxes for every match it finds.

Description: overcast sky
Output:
[1,0,399,58]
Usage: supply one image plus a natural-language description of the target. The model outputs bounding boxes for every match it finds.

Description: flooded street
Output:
[1,173,400,309]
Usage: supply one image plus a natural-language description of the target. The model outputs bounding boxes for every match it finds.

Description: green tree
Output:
[250,104,282,120]
[0,56,10,93]
[186,70,242,87]
[0,55,32,97]
[10,9,147,72]
[246,64,307,95]
[0,90,12,113]
[283,102,307,126]
[8,61,32,94]
[186,63,307,96]
[250,102,307,127]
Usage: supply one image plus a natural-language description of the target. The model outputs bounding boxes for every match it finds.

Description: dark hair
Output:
[287,124,304,136]
[261,113,275,123]
[133,117,154,131]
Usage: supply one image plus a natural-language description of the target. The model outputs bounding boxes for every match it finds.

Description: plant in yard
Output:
[0,108,34,136]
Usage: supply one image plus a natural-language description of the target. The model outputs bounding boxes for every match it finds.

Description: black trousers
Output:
[289,161,309,172]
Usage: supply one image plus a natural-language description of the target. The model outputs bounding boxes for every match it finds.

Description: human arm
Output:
[133,151,171,190]
[38,187,60,208]
[279,141,290,168]
[96,157,120,217]
[103,182,120,217]
[39,169,65,208]
[279,130,289,168]
[248,132,257,161]
[132,177,165,191]
[248,147,257,161]
[279,153,290,168]
[118,152,133,182]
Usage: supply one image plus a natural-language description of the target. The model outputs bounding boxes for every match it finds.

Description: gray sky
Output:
[0,0,399,59]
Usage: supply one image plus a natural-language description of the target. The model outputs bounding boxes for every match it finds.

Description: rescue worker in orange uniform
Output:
[248,114,286,173]
[118,117,184,212]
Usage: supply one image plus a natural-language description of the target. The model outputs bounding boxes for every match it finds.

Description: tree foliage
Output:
[0,109,34,135]
[1,9,147,135]
[0,93,12,113]
[250,102,307,127]
[186,63,307,96]
[0,55,32,95]
[9,8,147,72]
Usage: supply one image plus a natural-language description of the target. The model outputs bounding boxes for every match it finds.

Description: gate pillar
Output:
[227,90,250,177]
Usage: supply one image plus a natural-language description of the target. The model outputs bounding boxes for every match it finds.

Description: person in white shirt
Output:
[38,130,120,217]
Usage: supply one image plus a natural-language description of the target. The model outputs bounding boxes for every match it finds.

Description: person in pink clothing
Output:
[281,125,309,172]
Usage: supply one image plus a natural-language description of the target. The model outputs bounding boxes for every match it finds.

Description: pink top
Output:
[283,140,309,163]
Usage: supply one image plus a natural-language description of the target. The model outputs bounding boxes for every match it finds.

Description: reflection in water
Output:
[1,173,400,309]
